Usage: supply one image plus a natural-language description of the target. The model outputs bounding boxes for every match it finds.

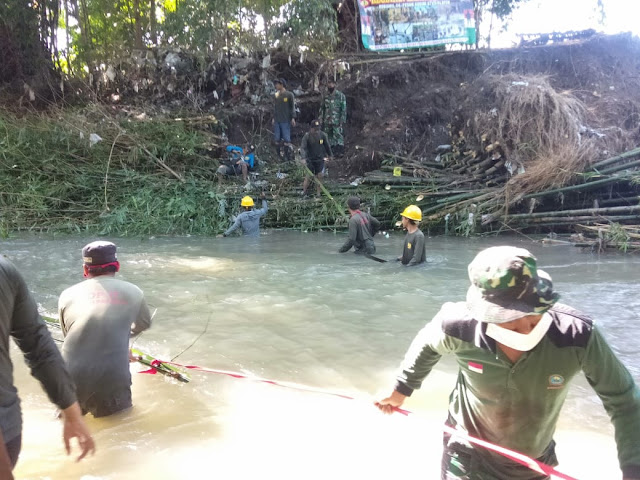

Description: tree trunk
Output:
[133,0,144,49]
[473,0,482,49]
[64,0,73,74]
[149,0,157,45]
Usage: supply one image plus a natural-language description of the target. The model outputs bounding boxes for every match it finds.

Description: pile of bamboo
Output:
[489,147,640,230]
[574,223,640,251]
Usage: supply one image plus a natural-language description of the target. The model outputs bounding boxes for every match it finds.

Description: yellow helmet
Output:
[241,196,255,207]
[400,205,422,221]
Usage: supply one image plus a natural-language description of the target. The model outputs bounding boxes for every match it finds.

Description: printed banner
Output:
[359,0,476,51]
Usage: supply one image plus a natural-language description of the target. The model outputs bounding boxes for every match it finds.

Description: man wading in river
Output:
[376,246,640,480]
[220,193,268,237]
[59,241,152,418]
[339,197,380,255]
[397,205,426,266]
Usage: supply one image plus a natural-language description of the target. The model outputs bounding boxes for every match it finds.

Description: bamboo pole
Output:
[590,147,640,170]
[505,204,640,220]
[597,158,640,175]
[523,174,634,199]
[524,214,640,224]
[598,195,640,207]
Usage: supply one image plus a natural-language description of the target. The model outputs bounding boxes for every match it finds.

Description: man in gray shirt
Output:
[339,196,381,255]
[0,256,94,471]
[220,193,268,238]
[59,241,152,418]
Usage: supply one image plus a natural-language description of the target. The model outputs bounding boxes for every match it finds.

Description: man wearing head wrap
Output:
[338,197,380,255]
[59,241,152,418]
[375,246,640,480]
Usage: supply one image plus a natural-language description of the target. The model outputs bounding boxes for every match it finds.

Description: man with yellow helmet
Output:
[220,192,268,237]
[397,205,426,266]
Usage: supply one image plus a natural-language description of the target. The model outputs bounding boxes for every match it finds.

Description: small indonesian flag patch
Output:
[468,362,484,374]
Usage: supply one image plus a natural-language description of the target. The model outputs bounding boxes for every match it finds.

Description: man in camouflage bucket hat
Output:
[466,246,560,324]
[375,246,640,480]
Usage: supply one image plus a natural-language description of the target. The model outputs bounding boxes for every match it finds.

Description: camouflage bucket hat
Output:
[466,246,560,323]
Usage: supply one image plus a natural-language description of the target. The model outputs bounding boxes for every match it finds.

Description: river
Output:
[5,231,640,480]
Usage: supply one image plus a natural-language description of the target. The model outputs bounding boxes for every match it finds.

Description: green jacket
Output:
[319,90,347,126]
[395,302,640,479]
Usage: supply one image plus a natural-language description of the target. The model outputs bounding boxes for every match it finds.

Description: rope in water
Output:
[143,358,578,480]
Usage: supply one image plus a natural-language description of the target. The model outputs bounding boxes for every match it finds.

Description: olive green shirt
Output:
[301,131,332,161]
[274,90,295,123]
[401,229,426,266]
[395,302,640,479]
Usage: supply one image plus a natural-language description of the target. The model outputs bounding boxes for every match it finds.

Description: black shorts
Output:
[307,158,324,175]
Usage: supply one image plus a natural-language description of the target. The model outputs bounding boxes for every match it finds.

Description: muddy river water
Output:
[5,231,640,479]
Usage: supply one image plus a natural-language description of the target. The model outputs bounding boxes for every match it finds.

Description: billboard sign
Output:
[358,0,476,51]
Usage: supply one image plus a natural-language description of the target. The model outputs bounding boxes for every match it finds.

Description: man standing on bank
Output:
[273,78,296,161]
[220,192,268,238]
[300,120,332,197]
[59,241,152,418]
[397,205,426,266]
[375,246,640,480]
[319,78,347,157]
[0,256,95,472]
[339,197,381,255]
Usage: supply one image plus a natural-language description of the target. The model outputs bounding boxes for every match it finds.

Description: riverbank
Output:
[1,34,639,247]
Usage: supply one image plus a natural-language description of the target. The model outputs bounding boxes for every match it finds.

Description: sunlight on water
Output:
[5,233,639,479]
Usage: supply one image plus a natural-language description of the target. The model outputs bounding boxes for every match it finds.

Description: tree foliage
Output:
[1,0,338,85]
[0,0,58,83]
[473,0,530,47]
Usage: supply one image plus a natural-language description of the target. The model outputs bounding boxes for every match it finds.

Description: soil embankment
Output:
[1,34,639,246]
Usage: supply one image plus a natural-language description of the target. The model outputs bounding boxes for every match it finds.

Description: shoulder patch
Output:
[438,303,494,351]
[546,304,593,348]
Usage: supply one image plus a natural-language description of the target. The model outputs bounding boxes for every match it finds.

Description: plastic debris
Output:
[89,134,102,147]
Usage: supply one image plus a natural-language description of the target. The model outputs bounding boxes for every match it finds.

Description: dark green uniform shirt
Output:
[301,131,332,161]
[274,90,295,123]
[395,302,640,479]
[401,229,426,266]
[339,211,380,254]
